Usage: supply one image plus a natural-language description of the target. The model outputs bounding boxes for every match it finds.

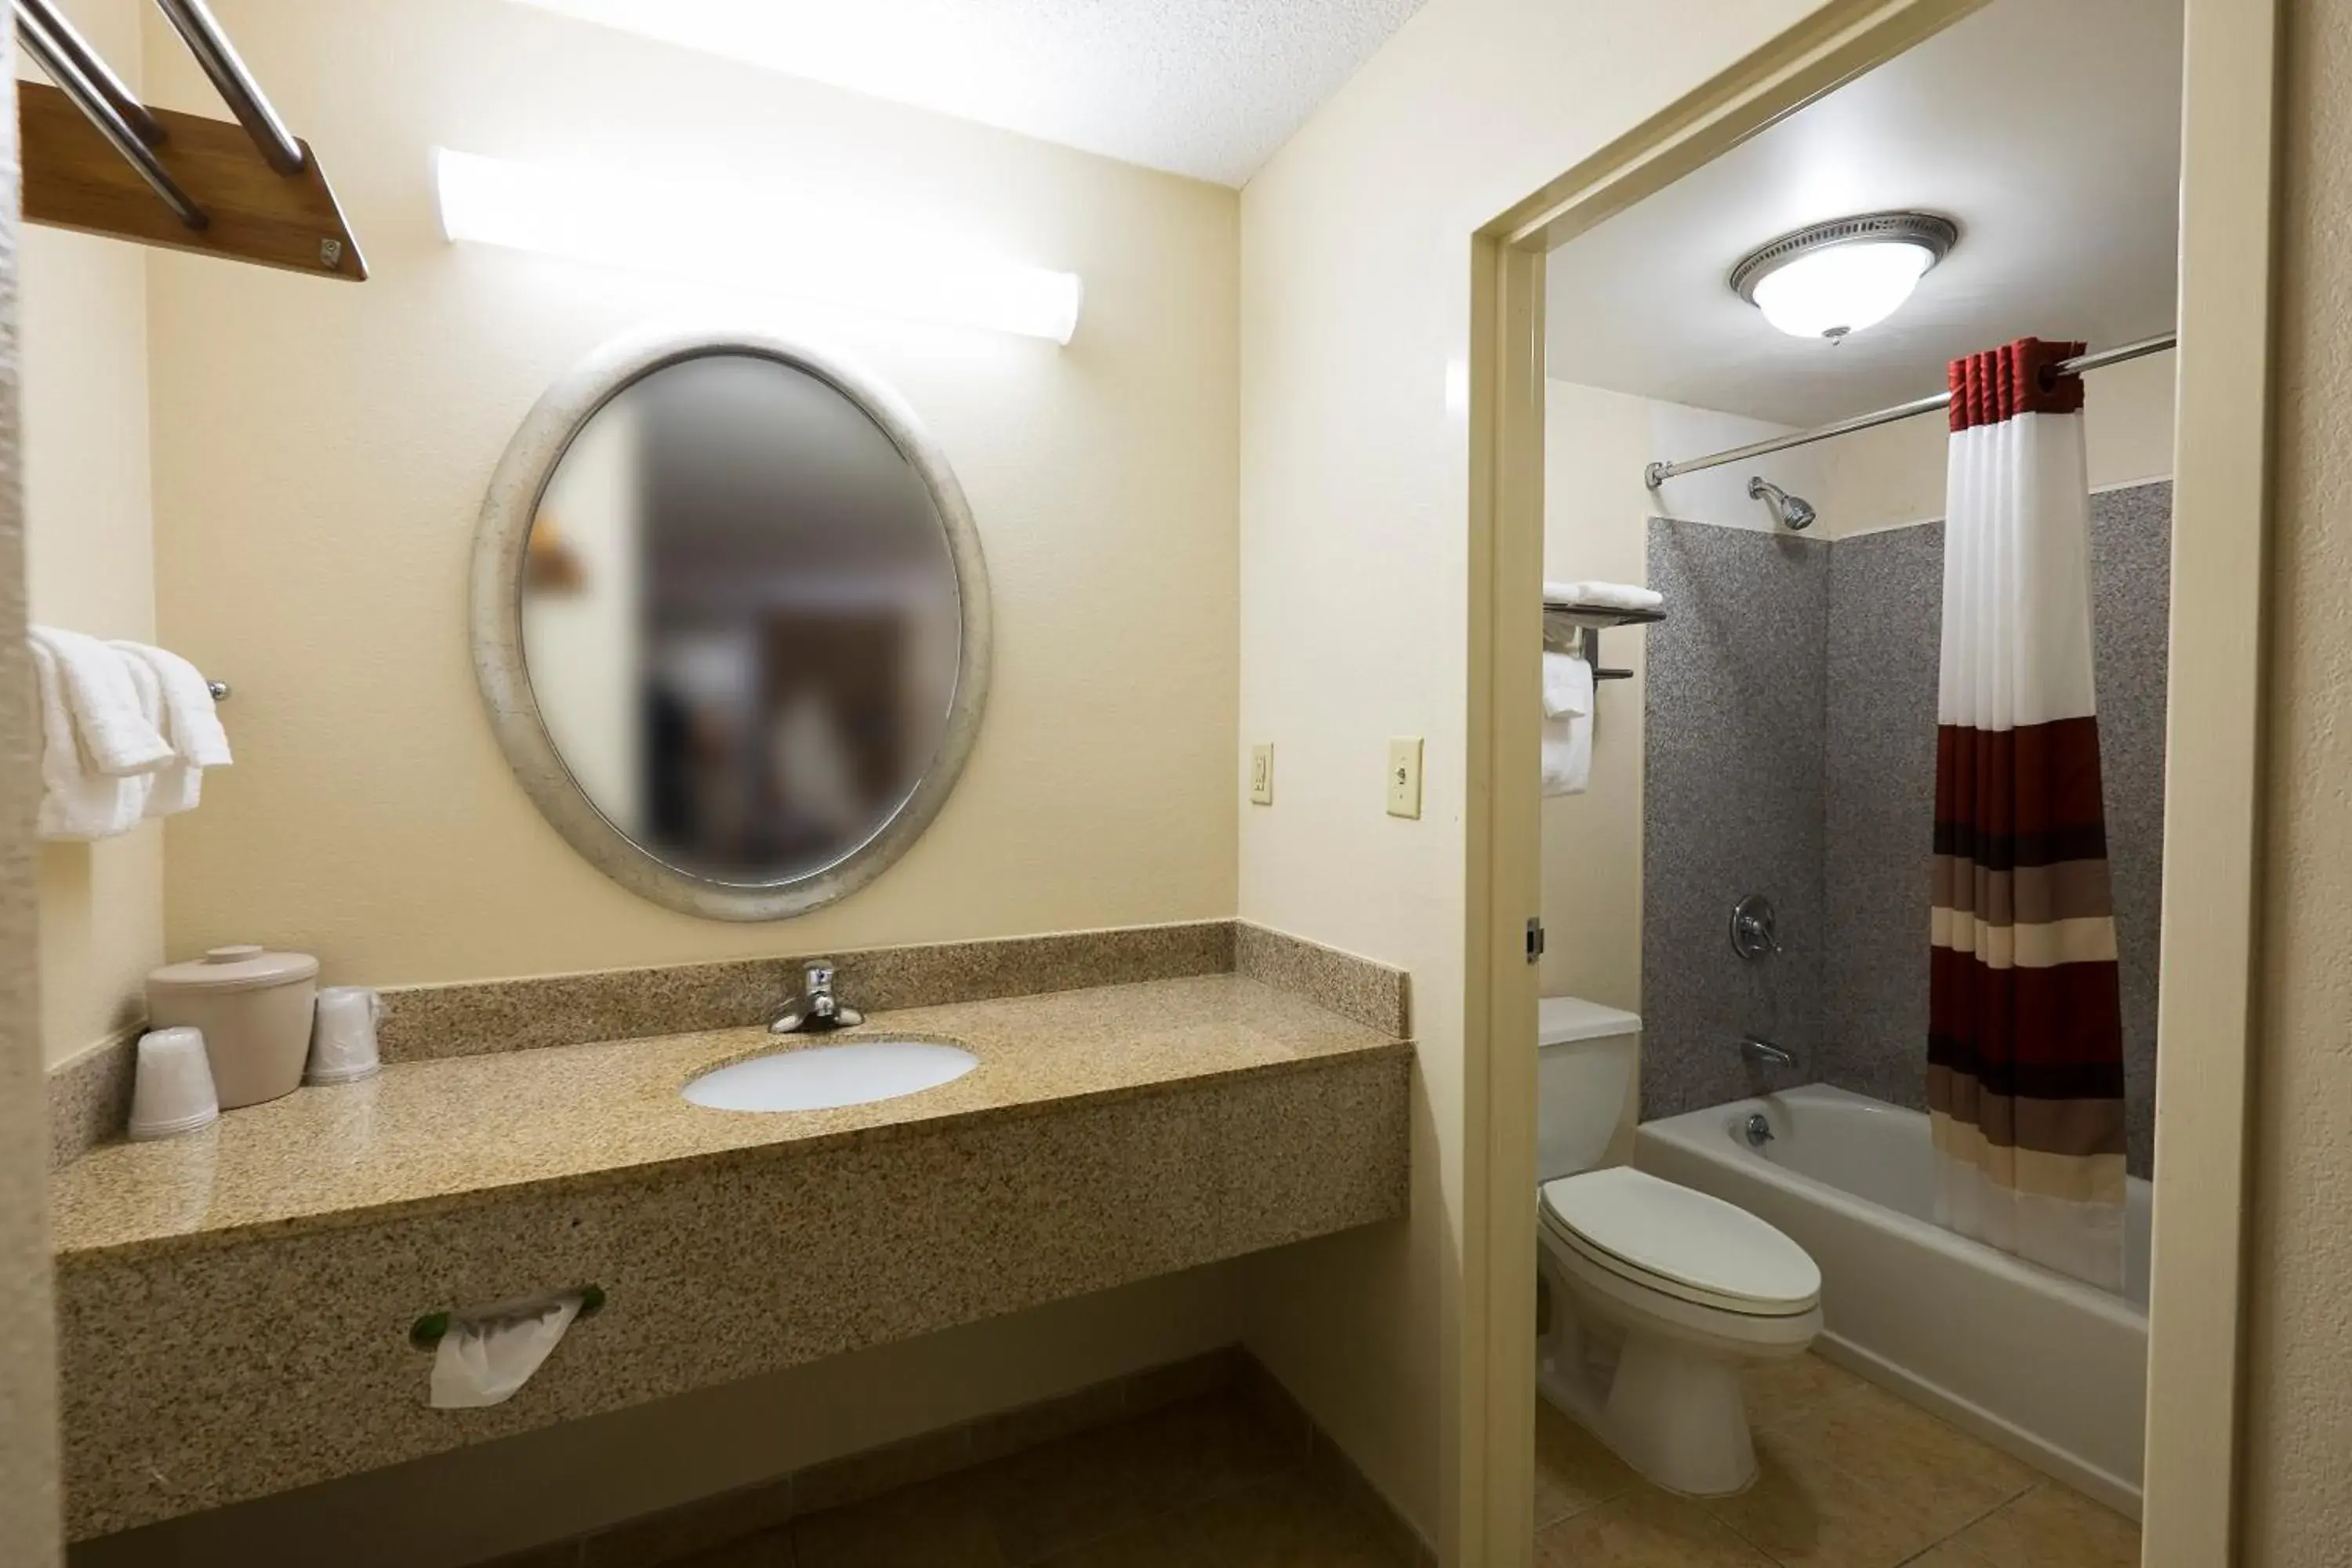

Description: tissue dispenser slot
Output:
[410,1283,604,1350]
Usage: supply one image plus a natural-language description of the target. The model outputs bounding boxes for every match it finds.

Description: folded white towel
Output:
[1544,579,1662,614]
[1541,649,1592,720]
[115,649,196,818]
[110,642,230,765]
[27,626,173,778]
[111,641,230,816]
[30,638,150,839]
[1541,652,1594,797]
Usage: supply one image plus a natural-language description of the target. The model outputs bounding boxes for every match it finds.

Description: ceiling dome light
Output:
[1730,212,1958,341]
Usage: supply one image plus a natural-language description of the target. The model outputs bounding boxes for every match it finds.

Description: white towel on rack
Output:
[114,648,189,818]
[1543,579,1661,613]
[29,638,150,839]
[27,626,173,778]
[1541,649,1592,720]
[111,641,230,815]
[1541,651,1593,797]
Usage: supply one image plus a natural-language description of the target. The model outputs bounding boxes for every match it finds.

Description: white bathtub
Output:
[1635,1083,2149,1517]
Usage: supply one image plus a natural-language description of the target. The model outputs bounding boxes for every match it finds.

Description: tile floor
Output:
[661,1385,1419,1568]
[643,1353,2140,1568]
[1534,1352,2143,1568]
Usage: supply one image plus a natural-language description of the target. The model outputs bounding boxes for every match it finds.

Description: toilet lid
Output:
[1541,1167,1820,1316]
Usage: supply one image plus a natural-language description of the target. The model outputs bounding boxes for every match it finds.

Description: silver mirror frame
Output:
[470,323,993,922]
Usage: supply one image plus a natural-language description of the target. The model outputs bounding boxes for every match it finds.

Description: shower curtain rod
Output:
[1642,331,2178,489]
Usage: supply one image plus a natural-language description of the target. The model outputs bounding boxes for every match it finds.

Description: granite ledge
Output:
[51,971,1411,1265]
[51,918,1408,1160]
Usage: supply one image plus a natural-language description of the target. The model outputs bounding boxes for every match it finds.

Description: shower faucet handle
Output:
[1730,895,1783,961]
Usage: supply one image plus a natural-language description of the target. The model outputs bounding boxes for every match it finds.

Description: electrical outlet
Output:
[1250,743,1274,806]
[1387,737,1423,818]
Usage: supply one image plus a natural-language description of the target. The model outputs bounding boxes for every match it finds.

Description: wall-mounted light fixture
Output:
[1730,211,1957,342]
[432,148,1084,344]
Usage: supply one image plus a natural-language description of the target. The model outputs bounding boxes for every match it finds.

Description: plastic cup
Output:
[129,1025,220,1140]
[306,986,382,1085]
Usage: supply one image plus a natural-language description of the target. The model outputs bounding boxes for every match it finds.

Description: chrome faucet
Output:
[771,959,864,1034]
[1740,1034,1796,1069]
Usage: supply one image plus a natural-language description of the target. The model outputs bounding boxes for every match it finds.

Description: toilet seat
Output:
[1540,1167,1820,1318]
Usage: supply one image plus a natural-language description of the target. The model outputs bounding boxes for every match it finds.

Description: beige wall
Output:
[1,31,63,1565]
[143,0,1240,986]
[1235,0,1823,1545]
[17,0,162,1070]
[2242,0,2352,1557]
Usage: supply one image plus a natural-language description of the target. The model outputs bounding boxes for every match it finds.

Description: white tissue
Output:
[428,1291,583,1409]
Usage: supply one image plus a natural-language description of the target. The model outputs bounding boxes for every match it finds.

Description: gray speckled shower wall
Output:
[1642,482,2171,1178]
[1638,522,1830,1127]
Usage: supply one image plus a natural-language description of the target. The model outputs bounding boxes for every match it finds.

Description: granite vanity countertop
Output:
[49,973,1410,1262]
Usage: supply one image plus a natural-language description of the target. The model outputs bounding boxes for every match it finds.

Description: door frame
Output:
[1458,1,2278,1563]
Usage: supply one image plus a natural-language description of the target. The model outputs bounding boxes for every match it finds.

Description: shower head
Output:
[1748,476,1817,532]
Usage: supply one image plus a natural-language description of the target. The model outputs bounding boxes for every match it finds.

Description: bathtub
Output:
[1635,1083,2149,1517]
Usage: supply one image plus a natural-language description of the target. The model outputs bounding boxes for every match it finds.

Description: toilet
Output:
[1536,996,1822,1497]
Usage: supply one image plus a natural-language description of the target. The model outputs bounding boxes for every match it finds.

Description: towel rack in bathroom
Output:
[13,0,367,281]
[1543,601,1663,683]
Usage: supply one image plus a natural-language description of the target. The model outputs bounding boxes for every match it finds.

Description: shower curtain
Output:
[1929,336,2126,1292]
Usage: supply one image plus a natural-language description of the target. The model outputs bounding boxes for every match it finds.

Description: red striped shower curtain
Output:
[1928,337,2126,1292]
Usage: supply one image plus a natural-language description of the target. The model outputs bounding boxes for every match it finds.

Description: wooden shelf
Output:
[20,82,365,281]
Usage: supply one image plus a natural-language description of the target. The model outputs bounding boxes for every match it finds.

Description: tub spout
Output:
[1741,1035,1796,1069]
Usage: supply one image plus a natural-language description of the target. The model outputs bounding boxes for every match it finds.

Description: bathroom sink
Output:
[681,1039,978,1113]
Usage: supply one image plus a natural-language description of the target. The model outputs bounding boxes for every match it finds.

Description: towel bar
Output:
[14,0,368,280]
[1542,601,1659,681]
[1574,626,1633,681]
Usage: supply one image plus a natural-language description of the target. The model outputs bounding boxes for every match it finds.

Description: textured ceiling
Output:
[1545,0,2183,427]
[506,0,1428,186]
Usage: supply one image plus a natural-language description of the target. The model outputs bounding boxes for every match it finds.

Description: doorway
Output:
[1461,1,2276,1563]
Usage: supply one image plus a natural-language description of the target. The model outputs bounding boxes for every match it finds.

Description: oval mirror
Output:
[472,328,990,920]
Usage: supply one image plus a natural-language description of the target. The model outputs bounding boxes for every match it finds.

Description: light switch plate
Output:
[1387,737,1423,818]
[1250,743,1274,806]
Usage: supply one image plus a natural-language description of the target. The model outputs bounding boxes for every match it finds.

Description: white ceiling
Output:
[506,0,1428,187]
[1545,0,2183,428]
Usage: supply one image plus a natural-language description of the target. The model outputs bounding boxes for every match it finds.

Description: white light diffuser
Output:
[1748,239,1936,340]
[433,148,1083,344]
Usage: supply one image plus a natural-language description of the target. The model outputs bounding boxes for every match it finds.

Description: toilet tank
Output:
[1537,996,1642,1183]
